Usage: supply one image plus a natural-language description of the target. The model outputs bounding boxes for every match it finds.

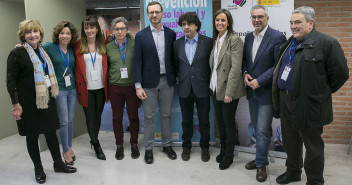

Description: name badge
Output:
[45,75,51,87]
[64,75,71,87]
[120,67,128,79]
[280,65,291,81]
[90,70,98,81]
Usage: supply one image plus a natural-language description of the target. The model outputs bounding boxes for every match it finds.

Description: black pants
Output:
[212,95,239,156]
[280,90,324,185]
[83,88,105,144]
[179,89,210,150]
[26,130,61,165]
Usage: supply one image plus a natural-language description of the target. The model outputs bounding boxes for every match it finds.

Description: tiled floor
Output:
[0,132,351,185]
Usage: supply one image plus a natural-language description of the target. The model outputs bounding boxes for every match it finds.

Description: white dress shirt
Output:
[252,25,268,62]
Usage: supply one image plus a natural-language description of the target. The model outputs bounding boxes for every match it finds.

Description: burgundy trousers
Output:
[109,84,139,145]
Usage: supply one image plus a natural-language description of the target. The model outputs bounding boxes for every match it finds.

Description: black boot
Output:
[34,163,46,184]
[219,145,234,170]
[216,145,226,163]
[53,159,77,173]
[91,141,106,160]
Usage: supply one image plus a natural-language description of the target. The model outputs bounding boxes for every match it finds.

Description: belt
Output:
[160,73,166,77]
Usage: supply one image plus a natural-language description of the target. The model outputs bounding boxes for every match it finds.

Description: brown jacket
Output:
[210,33,246,101]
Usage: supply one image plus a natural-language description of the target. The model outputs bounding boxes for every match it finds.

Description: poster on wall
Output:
[144,0,213,39]
[222,0,293,40]
[221,0,293,150]
[143,0,215,144]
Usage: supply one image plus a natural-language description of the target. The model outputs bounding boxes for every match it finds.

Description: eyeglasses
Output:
[113,27,127,32]
[148,11,162,15]
[251,15,265,20]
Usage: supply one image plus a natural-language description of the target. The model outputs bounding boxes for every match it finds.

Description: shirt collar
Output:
[218,30,228,43]
[115,37,127,47]
[253,25,268,37]
[184,33,199,43]
[150,24,164,32]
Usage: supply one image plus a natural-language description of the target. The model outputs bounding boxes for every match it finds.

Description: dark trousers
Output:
[280,90,325,185]
[109,84,140,145]
[212,95,239,156]
[26,130,61,165]
[83,88,105,144]
[179,89,210,149]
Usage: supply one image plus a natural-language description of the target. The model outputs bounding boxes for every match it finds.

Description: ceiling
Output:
[86,0,141,15]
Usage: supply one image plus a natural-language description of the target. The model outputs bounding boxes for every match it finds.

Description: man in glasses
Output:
[106,17,141,161]
[273,6,348,185]
[242,5,286,182]
[133,1,177,164]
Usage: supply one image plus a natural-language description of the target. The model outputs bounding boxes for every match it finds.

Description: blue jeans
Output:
[248,96,273,167]
[56,89,77,152]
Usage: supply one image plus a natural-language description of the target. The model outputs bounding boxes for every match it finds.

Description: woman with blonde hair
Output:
[6,19,76,184]
[73,16,109,160]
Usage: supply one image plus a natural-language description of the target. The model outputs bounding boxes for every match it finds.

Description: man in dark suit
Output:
[133,1,177,164]
[173,12,213,162]
[242,5,286,182]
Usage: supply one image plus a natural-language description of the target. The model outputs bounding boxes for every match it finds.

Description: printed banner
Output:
[144,0,213,38]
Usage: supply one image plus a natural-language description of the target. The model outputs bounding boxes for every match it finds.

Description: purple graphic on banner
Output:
[234,0,247,7]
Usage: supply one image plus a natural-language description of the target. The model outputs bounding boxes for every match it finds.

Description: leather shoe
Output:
[53,160,77,173]
[131,144,140,159]
[219,155,233,170]
[276,171,301,184]
[115,145,124,160]
[144,149,154,164]
[34,164,46,184]
[162,146,177,160]
[256,166,267,182]
[181,148,191,161]
[245,160,269,170]
[201,149,210,162]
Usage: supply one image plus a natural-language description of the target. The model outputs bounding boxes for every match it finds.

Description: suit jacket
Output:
[73,40,109,108]
[209,33,246,101]
[133,26,176,88]
[174,34,213,98]
[242,26,286,105]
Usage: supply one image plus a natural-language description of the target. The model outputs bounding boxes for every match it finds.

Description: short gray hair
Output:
[292,6,316,25]
[250,5,268,16]
[110,16,129,29]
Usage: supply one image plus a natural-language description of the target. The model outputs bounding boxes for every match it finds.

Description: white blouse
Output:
[210,30,228,93]
[84,51,104,90]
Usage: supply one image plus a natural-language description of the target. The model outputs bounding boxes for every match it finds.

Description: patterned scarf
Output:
[24,43,59,109]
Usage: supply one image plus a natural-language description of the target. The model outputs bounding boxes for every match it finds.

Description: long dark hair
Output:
[78,16,106,54]
[212,9,234,45]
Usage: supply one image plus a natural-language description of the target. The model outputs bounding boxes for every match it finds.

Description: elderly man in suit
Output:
[133,1,177,164]
[173,12,213,162]
[242,5,286,182]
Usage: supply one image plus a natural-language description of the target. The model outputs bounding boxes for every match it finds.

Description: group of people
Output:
[6,1,348,185]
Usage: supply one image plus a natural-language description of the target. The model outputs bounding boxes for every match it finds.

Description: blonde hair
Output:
[78,16,106,55]
[17,19,44,44]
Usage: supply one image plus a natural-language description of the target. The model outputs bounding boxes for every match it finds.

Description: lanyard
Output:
[289,36,308,64]
[115,38,127,65]
[58,45,69,70]
[89,50,97,67]
[38,48,47,71]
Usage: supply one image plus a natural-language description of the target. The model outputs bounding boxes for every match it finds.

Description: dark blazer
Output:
[242,26,286,105]
[174,34,213,98]
[133,26,176,88]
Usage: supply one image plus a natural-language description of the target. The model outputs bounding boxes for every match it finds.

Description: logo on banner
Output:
[234,0,246,7]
